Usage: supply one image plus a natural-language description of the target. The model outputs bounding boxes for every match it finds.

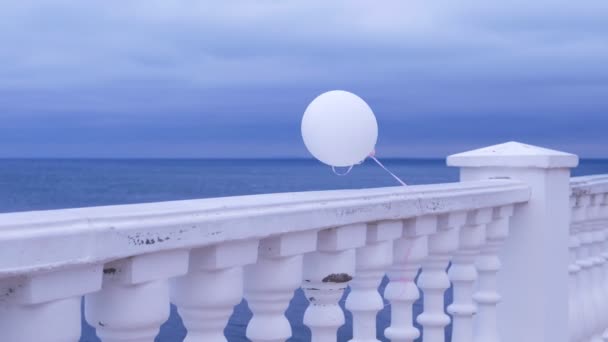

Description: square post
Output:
[447,141,578,342]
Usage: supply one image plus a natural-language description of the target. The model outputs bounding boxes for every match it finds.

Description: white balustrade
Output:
[6,141,604,342]
[570,177,608,342]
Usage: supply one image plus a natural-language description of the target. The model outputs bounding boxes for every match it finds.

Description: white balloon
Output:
[301,90,378,167]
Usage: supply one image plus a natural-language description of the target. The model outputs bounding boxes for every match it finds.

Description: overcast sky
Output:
[1,1,607,158]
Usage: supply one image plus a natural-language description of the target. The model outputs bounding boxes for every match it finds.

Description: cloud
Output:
[0,1,607,156]
[2,1,607,87]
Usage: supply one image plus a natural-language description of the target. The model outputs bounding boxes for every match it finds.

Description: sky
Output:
[0,1,607,158]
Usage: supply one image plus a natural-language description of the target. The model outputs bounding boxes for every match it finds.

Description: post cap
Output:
[447,141,579,169]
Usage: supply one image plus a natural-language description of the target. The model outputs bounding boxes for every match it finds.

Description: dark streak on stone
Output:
[103,268,117,275]
[98,321,105,327]
[322,273,352,283]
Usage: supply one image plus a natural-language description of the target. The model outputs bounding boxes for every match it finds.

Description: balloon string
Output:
[369,155,407,186]
[332,165,354,176]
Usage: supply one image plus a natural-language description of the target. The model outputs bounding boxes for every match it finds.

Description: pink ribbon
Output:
[368,149,407,186]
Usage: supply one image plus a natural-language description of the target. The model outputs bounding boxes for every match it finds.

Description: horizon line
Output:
[1,156,607,161]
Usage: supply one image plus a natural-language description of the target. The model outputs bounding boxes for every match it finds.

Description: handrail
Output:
[0,179,529,277]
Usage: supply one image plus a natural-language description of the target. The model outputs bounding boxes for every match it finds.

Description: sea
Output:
[1,158,607,341]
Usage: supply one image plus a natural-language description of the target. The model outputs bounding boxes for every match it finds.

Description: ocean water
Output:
[1,158,607,341]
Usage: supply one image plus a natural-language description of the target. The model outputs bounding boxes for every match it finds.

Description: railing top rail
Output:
[571,175,608,196]
[0,179,530,277]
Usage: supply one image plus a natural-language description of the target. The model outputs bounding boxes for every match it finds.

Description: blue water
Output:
[1,158,607,341]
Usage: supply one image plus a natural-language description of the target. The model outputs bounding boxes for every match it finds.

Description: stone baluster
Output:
[579,228,597,342]
[302,223,367,342]
[572,195,591,342]
[599,193,608,342]
[346,220,402,342]
[170,240,259,341]
[448,208,492,342]
[245,230,318,342]
[589,194,607,342]
[568,195,585,342]
[472,205,514,342]
[383,216,436,342]
[0,265,102,342]
[575,195,596,342]
[569,230,583,342]
[85,250,188,342]
[417,212,467,342]
[592,229,608,342]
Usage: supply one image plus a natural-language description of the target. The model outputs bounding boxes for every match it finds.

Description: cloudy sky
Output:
[1,1,607,158]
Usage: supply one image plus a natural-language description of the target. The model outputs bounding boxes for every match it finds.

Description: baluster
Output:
[599,193,608,342]
[85,250,188,342]
[0,265,102,342]
[587,194,608,341]
[170,240,259,341]
[448,208,492,342]
[302,224,367,342]
[575,194,596,342]
[588,194,607,342]
[472,205,514,342]
[245,231,317,342]
[417,212,467,342]
[591,237,606,341]
[383,217,434,342]
[573,194,592,341]
[346,220,402,342]
[592,227,608,342]
[577,224,595,342]
[568,196,584,342]
[582,195,605,342]
[569,227,583,342]
[581,229,599,342]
